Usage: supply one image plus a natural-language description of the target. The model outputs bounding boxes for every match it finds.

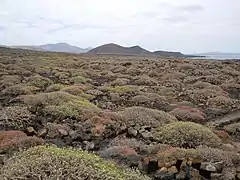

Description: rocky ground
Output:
[0,47,240,179]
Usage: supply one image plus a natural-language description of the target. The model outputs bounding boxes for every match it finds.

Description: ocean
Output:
[194,54,240,60]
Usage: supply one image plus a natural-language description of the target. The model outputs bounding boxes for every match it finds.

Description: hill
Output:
[87,43,201,58]
[153,50,185,57]
[11,43,91,53]
[87,43,153,56]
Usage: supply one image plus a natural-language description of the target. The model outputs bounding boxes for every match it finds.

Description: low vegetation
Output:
[0,47,240,179]
[0,146,150,180]
[154,122,222,148]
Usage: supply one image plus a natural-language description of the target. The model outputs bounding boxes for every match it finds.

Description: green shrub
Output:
[154,122,222,148]
[121,106,177,128]
[0,146,150,180]
[224,123,240,135]
[70,75,90,84]
[106,85,139,94]
[45,84,65,92]
[0,106,35,130]
[1,84,40,96]
[0,75,21,88]
[27,75,53,89]
[42,100,98,119]
[23,91,98,119]
[61,85,94,100]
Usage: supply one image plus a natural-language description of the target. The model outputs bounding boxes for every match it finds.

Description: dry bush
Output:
[169,107,207,124]
[27,75,53,89]
[154,122,222,148]
[109,137,146,150]
[221,67,240,77]
[0,75,21,89]
[224,123,240,135]
[125,66,141,75]
[178,63,196,70]
[0,131,43,152]
[54,71,70,80]
[45,84,65,92]
[22,91,98,119]
[133,75,158,86]
[69,75,91,84]
[110,65,127,73]
[110,78,130,86]
[161,72,186,80]
[1,84,39,96]
[0,146,150,180]
[207,96,235,109]
[0,106,35,130]
[131,93,169,110]
[105,85,139,94]
[187,88,229,104]
[121,106,177,128]
[157,86,177,97]
[60,85,94,100]
[197,146,240,167]
[99,146,140,167]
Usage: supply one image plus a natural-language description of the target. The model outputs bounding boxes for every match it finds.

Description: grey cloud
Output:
[176,5,204,12]
[162,16,188,23]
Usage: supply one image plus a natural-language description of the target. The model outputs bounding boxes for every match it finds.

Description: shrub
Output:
[207,96,235,109]
[125,67,141,75]
[0,106,35,130]
[121,106,177,128]
[60,85,94,100]
[42,100,98,119]
[111,78,130,86]
[1,84,40,96]
[106,85,139,94]
[0,75,21,89]
[70,75,90,84]
[27,75,53,89]
[0,146,150,180]
[133,75,158,86]
[169,107,207,124]
[45,84,65,92]
[154,122,222,148]
[157,86,177,97]
[23,92,98,118]
[224,123,240,135]
[0,131,43,152]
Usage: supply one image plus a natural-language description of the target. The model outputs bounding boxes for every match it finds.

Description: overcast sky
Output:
[0,0,239,53]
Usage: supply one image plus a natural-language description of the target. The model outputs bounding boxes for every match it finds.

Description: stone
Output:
[127,127,138,137]
[58,128,68,136]
[213,161,224,172]
[176,170,186,180]
[200,162,217,172]
[164,162,172,168]
[69,130,83,141]
[159,167,168,173]
[83,141,95,150]
[211,173,223,180]
[190,168,201,179]
[237,166,240,173]
[222,167,237,180]
[168,166,178,174]
[237,173,240,180]
[37,128,48,138]
[25,127,36,136]
[158,160,165,169]
[141,132,152,140]
[0,154,5,165]
[155,171,175,180]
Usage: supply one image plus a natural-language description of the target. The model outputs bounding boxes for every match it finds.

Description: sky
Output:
[0,0,239,53]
